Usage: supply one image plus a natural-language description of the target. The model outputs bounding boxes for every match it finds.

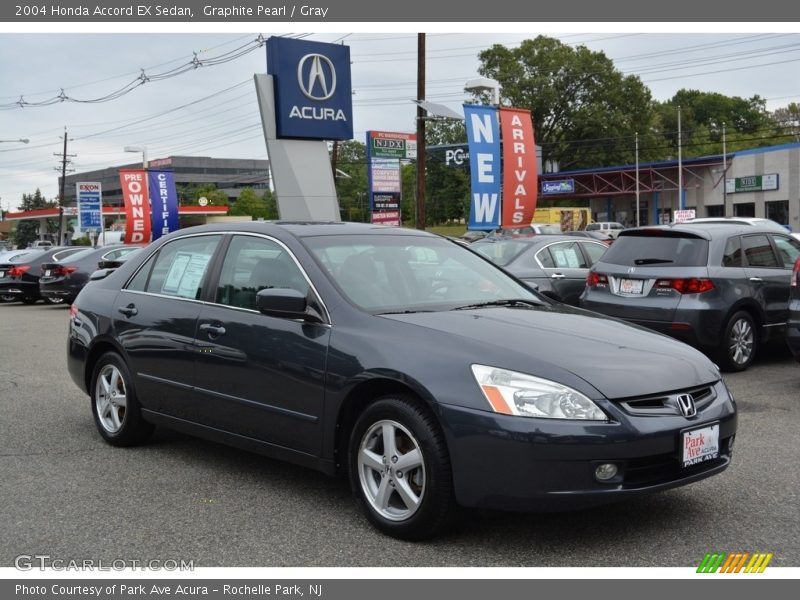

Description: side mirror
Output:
[89,268,115,281]
[255,288,324,323]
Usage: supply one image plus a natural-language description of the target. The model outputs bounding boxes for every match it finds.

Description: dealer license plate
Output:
[44,270,51,277]
[619,278,644,295]
[0,270,4,278]
[682,423,719,467]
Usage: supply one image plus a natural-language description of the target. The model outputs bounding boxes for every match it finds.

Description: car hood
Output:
[380,305,719,400]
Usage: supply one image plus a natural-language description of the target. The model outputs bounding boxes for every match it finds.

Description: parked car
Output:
[580,223,800,371]
[0,247,87,304]
[559,230,615,245]
[471,235,608,305]
[684,217,789,234]
[68,222,736,540]
[28,240,54,249]
[486,223,562,239]
[586,222,625,238]
[0,249,43,302]
[39,245,143,305]
[787,256,800,362]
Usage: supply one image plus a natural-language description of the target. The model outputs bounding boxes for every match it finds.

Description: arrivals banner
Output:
[500,108,538,227]
[118,169,151,244]
[464,104,501,230]
[148,169,180,241]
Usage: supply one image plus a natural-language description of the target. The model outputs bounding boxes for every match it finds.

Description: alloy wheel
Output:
[729,318,754,366]
[94,364,127,434]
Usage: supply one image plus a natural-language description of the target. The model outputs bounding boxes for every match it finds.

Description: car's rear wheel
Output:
[717,311,757,372]
[90,352,154,446]
[348,395,455,540]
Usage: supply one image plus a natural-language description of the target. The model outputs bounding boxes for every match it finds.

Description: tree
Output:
[12,189,57,248]
[177,183,229,206]
[228,188,268,220]
[771,102,800,143]
[333,140,369,222]
[478,36,654,170]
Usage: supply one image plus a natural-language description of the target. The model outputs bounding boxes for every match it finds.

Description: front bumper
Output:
[440,380,736,511]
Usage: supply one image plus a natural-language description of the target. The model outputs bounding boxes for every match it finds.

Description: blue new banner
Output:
[464,105,501,230]
[148,170,179,241]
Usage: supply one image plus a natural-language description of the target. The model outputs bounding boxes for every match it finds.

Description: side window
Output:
[721,236,742,268]
[143,235,221,299]
[771,235,800,268]
[126,254,155,292]
[215,236,309,310]
[742,235,779,268]
[536,247,555,268]
[581,241,607,266]
[540,242,588,269]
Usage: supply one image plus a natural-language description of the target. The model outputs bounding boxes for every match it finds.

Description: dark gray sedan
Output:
[471,235,608,305]
[67,222,736,540]
[581,223,800,371]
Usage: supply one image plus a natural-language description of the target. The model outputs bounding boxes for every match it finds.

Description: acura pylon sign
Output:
[266,37,353,140]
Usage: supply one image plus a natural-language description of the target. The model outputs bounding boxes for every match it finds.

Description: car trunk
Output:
[589,230,710,323]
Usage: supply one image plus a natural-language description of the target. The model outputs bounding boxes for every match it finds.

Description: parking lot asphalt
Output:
[1,301,798,568]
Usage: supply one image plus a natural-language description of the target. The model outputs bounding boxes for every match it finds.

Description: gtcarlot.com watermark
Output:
[14,554,194,571]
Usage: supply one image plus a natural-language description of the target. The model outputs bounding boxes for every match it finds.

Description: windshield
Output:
[303,234,541,313]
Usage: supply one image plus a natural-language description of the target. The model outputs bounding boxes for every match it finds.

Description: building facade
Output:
[538,142,800,231]
[59,155,271,207]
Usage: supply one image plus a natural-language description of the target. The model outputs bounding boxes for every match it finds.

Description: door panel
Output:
[741,234,787,325]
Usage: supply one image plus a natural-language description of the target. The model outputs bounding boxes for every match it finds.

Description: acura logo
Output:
[297,53,337,101]
[627,266,636,274]
[676,393,697,418]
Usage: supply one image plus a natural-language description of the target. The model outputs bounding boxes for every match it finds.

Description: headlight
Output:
[471,364,607,420]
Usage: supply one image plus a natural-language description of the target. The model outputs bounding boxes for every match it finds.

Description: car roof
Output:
[619,223,785,241]
[473,234,595,246]
[160,221,436,240]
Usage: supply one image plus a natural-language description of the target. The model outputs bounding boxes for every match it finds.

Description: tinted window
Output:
[600,234,708,267]
[722,236,742,268]
[742,235,779,268]
[581,241,607,265]
[143,235,221,299]
[52,248,87,262]
[127,254,154,292]
[772,235,800,268]
[586,224,600,231]
[215,235,308,310]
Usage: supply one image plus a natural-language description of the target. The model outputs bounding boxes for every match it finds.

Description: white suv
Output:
[586,222,625,238]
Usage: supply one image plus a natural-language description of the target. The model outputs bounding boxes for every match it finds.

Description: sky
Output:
[2,27,800,211]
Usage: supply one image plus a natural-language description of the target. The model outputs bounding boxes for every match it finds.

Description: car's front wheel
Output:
[348,395,455,540]
[90,352,154,446]
[717,311,757,372]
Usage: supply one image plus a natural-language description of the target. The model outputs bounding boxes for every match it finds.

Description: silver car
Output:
[580,223,800,371]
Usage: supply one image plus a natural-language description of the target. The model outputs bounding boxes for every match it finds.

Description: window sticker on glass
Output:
[162,252,211,298]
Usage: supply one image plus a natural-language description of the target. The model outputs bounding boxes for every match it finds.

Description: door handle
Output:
[551,273,566,279]
[749,277,764,283]
[117,304,138,317]
[199,323,226,336]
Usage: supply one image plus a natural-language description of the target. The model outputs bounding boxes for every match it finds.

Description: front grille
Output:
[619,385,715,416]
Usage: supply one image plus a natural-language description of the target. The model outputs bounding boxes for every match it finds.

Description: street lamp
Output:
[124,145,148,168]
[0,138,29,144]
[464,77,501,106]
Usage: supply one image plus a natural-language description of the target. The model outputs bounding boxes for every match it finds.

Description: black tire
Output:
[348,395,456,541]
[0,294,16,303]
[717,311,757,372]
[90,352,154,446]
[21,296,39,305]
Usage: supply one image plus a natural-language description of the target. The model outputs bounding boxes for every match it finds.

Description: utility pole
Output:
[677,106,683,212]
[635,132,640,227]
[722,122,728,217]
[415,32,426,230]
[54,127,75,244]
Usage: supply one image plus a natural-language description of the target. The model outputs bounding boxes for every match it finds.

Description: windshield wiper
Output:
[634,258,674,265]
[376,309,434,315]
[451,299,543,311]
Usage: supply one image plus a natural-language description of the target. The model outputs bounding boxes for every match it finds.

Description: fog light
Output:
[595,463,618,481]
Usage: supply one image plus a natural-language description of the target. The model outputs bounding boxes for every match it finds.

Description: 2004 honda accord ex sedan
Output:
[67,222,737,540]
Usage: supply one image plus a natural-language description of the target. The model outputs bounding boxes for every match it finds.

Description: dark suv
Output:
[580,224,800,371]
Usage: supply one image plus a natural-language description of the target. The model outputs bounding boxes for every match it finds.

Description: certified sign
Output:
[267,37,353,140]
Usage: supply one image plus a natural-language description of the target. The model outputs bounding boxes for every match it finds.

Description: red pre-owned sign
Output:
[118,169,151,244]
[500,108,538,227]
